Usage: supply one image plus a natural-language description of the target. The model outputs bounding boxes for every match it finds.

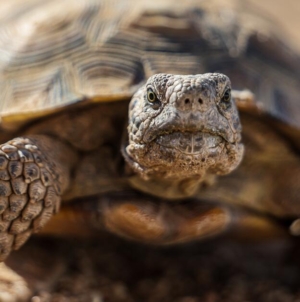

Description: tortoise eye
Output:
[147,88,157,103]
[222,89,231,102]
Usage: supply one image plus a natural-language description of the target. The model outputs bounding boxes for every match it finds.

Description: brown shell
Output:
[0,0,300,130]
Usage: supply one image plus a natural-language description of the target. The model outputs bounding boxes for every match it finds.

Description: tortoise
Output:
[0,0,300,299]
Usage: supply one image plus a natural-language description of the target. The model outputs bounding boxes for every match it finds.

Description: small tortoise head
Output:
[124,73,244,181]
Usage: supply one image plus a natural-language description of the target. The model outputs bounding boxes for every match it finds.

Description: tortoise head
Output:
[124,73,244,182]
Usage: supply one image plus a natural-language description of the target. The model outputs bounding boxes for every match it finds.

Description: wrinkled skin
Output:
[125,73,244,186]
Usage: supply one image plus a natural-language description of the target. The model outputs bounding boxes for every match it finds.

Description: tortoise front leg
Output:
[0,135,77,261]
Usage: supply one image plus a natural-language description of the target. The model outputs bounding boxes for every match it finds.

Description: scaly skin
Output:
[0,136,77,262]
[124,73,244,197]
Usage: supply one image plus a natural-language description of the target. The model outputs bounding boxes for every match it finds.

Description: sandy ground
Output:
[6,233,300,302]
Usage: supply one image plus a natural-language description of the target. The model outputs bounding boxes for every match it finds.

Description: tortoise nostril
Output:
[185,98,190,104]
[198,98,203,104]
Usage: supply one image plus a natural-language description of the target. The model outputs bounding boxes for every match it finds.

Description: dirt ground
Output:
[6,233,300,302]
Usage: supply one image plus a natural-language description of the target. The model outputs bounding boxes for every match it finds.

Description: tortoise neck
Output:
[127,174,202,199]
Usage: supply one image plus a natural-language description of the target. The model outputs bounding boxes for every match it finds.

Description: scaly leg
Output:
[0,135,77,261]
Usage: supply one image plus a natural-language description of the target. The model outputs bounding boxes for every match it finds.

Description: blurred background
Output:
[226,0,300,54]
[243,0,300,53]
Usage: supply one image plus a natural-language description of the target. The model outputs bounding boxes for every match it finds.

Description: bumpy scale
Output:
[0,136,76,261]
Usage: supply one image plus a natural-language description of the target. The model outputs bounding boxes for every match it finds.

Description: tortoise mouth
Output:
[155,131,224,155]
[142,122,234,145]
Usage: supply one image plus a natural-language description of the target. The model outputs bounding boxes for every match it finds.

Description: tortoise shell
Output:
[0,0,300,131]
